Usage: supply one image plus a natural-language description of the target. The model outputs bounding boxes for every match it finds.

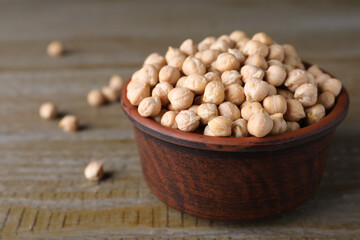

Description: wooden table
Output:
[0,0,359,239]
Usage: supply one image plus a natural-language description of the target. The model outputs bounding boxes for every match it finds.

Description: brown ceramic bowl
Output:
[120,64,349,221]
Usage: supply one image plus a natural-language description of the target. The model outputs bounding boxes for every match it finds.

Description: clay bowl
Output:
[120,65,349,221]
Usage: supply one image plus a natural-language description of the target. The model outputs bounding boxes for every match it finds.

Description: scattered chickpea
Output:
[306,104,326,125]
[245,54,268,70]
[307,65,323,78]
[267,84,277,96]
[198,36,216,51]
[277,89,294,100]
[137,96,162,117]
[232,118,248,137]
[144,53,166,71]
[252,32,273,46]
[47,41,65,57]
[247,111,273,138]
[126,81,150,106]
[59,115,79,132]
[165,47,185,63]
[182,73,209,94]
[39,102,58,120]
[167,87,195,111]
[202,81,225,105]
[263,95,287,115]
[208,116,232,137]
[319,78,342,97]
[284,99,306,122]
[175,110,200,132]
[87,89,106,107]
[244,78,269,102]
[243,40,269,57]
[102,86,118,103]
[195,49,220,67]
[241,102,263,121]
[241,65,265,83]
[109,75,124,93]
[213,53,240,72]
[269,113,287,135]
[152,82,173,105]
[159,65,181,85]
[168,55,186,72]
[294,83,318,107]
[286,121,300,132]
[84,161,104,181]
[225,83,245,105]
[182,56,206,76]
[221,70,242,86]
[267,44,285,61]
[204,72,221,82]
[265,65,287,87]
[180,39,198,56]
[284,69,308,92]
[161,111,179,128]
[218,101,241,121]
[197,103,218,124]
[132,64,158,87]
[317,92,335,110]
[229,30,248,42]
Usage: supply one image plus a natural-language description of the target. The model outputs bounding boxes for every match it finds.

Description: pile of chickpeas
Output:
[126,31,342,138]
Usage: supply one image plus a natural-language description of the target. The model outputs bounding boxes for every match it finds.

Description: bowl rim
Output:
[121,62,349,152]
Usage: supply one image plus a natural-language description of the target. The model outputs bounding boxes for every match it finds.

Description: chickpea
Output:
[245,54,268,70]
[277,89,294,100]
[168,55,186,72]
[218,101,241,121]
[284,69,308,92]
[204,72,221,82]
[197,103,218,124]
[241,65,265,83]
[284,56,303,69]
[319,78,342,97]
[241,102,263,121]
[267,84,277,96]
[152,82,173,105]
[39,102,58,120]
[138,96,162,117]
[188,105,199,114]
[109,75,124,93]
[252,32,273,46]
[161,110,179,128]
[236,38,250,52]
[307,65,323,78]
[152,108,167,123]
[284,99,306,121]
[240,100,252,109]
[198,36,216,51]
[294,83,318,107]
[144,53,166,71]
[229,30,248,42]
[306,104,326,125]
[317,92,335,110]
[159,65,181,85]
[175,110,200,132]
[165,47,185,63]
[243,40,269,57]
[315,73,331,87]
[132,64,158,87]
[213,53,240,72]
[208,116,232,137]
[221,70,242,86]
[210,39,231,52]
[282,44,298,58]
[126,81,150,106]
[232,118,248,137]
[204,125,216,136]
[182,73,209,94]
[102,86,118,102]
[267,44,285,61]
[225,83,245,105]
[244,78,269,102]
[87,89,106,106]
[267,59,283,67]
[306,72,316,85]
[203,81,225,105]
[195,49,220,68]
[265,65,287,87]
[283,64,295,73]
[228,48,246,65]
[263,95,287,115]
[247,111,273,137]
[175,76,187,88]
[218,35,236,48]
[47,41,65,57]
[84,161,104,181]
[269,113,287,135]
[59,115,79,132]
[167,87,195,111]
[180,39,197,56]
[286,121,300,132]
[182,56,206,76]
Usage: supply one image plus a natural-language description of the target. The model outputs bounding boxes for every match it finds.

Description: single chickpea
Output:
[59,115,79,132]
[109,75,124,93]
[180,39,198,56]
[315,73,331,87]
[204,125,216,136]
[165,47,185,63]
[218,101,241,121]
[39,102,58,120]
[319,78,342,97]
[282,44,298,58]
[175,110,200,132]
[286,121,300,132]
[198,36,216,51]
[197,103,218,124]
[294,83,318,107]
[213,53,240,72]
[168,55,186,72]
[263,95,287,115]
[241,102,263,121]
[284,69,308,92]
[144,53,166,71]
[161,110,179,128]
[240,100,252,109]
[204,72,221,82]
[229,30,248,42]
[240,65,265,83]
[243,40,269,57]
[284,56,303,69]
[265,65,287,87]
[284,99,306,121]
[175,76,187,88]
[225,83,245,105]
[317,92,335,110]
[210,39,231,52]
[268,84,277,96]
[245,54,268,70]
[236,38,250,52]
[307,65,323,78]
[182,73,209,95]
[203,81,225,105]
[87,89,106,106]
[132,64,158,87]
[84,161,104,181]
[167,87,195,111]
[218,35,236,48]
[126,81,150,106]
[152,108,167,123]
[277,89,294,100]
[247,110,273,138]
[232,118,248,137]
[182,56,206,76]
[195,49,220,67]
[244,78,269,102]
[152,82,174,105]
[47,41,65,57]
[208,116,232,137]
[267,59,283,67]
[102,86,118,102]
[269,113,287,135]
[252,32,273,46]
[188,105,199,114]
[158,65,180,85]
[228,48,246,65]
[138,96,162,117]
[267,44,285,62]
[221,70,242,86]
[306,72,316,85]
[306,104,326,125]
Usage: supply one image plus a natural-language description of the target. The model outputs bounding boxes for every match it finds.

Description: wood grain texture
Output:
[0,0,359,239]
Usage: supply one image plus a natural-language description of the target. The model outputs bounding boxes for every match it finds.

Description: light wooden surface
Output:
[0,0,359,239]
